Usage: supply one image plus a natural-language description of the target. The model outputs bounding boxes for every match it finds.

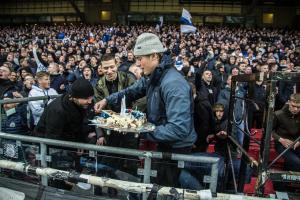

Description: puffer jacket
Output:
[106,55,197,149]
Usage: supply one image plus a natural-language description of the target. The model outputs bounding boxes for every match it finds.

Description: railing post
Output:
[40,142,48,186]
[142,155,152,200]
[0,104,2,132]
[210,162,219,194]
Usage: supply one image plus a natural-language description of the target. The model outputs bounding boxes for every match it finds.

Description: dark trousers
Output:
[154,145,192,188]
[275,142,300,172]
[96,132,139,199]
[100,131,139,174]
[252,111,264,129]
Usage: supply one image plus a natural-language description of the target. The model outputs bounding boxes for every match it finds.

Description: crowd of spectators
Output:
[0,24,300,193]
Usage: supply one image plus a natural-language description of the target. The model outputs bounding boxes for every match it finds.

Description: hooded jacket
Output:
[106,55,197,149]
[28,85,58,125]
[35,94,88,142]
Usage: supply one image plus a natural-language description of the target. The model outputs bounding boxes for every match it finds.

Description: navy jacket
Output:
[50,74,65,94]
[106,55,197,149]
[1,104,29,135]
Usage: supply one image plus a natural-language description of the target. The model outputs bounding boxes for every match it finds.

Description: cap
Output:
[71,78,94,98]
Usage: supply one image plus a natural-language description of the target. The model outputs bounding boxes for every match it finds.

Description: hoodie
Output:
[28,85,58,125]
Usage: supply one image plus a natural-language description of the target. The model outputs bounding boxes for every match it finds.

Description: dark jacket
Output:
[86,78,98,88]
[278,81,295,107]
[50,74,65,94]
[1,104,29,135]
[0,79,15,98]
[74,68,84,80]
[253,83,266,113]
[214,116,228,157]
[35,94,88,142]
[224,64,236,75]
[194,93,215,152]
[212,71,228,92]
[197,80,218,106]
[118,60,135,72]
[272,104,300,142]
[20,86,31,97]
[106,55,197,149]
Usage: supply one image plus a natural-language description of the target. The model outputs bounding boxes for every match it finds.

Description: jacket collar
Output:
[97,71,128,97]
[148,54,173,86]
[61,94,85,116]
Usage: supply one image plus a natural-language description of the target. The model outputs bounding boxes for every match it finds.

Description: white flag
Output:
[180,25,197,34]
[159,16,163,27]
[156,16,164,32]
[180,8,196,34]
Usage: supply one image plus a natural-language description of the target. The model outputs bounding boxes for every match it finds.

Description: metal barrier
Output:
[0,132,219,193]
[0,96,220,198]
[0,95,60,131]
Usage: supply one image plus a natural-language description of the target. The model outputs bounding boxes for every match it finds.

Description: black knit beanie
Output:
[71,78,94,98]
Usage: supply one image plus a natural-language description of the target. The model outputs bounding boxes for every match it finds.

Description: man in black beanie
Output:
[35,78,95,190]
[35,78,94,142]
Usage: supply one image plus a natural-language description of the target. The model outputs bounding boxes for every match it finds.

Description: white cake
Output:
[97,110,146,129]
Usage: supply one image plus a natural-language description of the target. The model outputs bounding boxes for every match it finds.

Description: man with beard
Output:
[35,78,94,142]
[34,78,94,190]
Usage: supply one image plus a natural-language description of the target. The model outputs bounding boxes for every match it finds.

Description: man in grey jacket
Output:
[94,33,197,187]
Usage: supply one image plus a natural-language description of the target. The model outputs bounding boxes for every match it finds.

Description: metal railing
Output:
[0,94,61,131]
[0,132,220,192]
[0,96,220,198]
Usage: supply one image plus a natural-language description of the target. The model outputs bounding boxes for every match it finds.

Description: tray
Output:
[89,110,155,134]
[90,119,155,133]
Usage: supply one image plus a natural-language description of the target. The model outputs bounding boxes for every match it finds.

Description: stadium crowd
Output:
[0,24,300,196]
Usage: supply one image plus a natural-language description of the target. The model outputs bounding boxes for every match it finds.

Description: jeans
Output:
[275,142,300,172]
[178,152,243,191]
[178,153,225,190]
[236,121,245,146]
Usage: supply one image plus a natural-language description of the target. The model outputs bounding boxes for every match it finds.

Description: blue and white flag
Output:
[156,16,164,32]
[180,8,197,34]
[159,16,163,27]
